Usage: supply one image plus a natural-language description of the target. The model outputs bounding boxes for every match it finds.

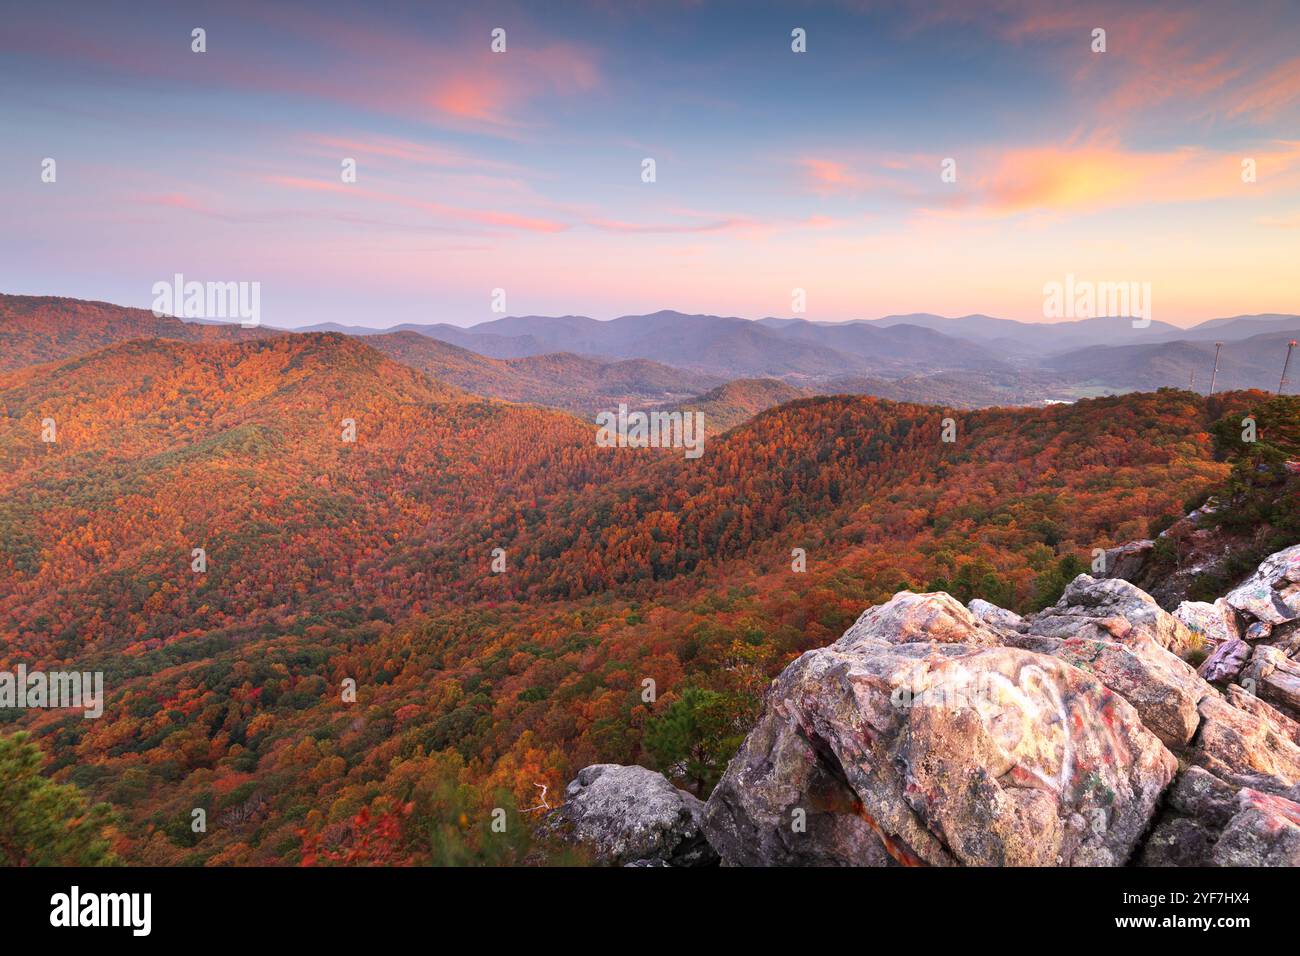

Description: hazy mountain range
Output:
[4,297,1296,431]
[300,307,1299,396]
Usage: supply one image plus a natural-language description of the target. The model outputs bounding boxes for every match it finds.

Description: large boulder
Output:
[702,596,1177,867]
[1030,575,1200,660]
[1099,540,1154,582]
[1225,545,1300,626]
[1198,639,1252,685]
[840,591,1004,648]
[549,764,717,866]
[1175,599,1240,646]
[1213,788,1300,866]
[1241,645,1300,719]
[1139,769,1300,866]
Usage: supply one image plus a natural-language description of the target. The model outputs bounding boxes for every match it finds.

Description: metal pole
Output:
[1209,342,1223,394]
[1281,340,1297,395]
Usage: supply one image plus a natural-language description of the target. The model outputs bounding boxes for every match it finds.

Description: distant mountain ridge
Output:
[1043,328,1300,393]
[5,296,1297,416]
[367,330,720,418]
[296,306,1299,380]
[312,309,1026,379]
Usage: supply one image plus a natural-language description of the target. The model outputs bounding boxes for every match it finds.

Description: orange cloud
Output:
[948,139,1300,217]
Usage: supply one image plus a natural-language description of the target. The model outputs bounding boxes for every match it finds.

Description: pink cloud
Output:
[585,216,757,234]
[1226,56,1300,121]
[884,0,1299,126]
[3,11,602,135]
[800,158,860,194]
[302,134,512,171]
[264,176,569,233]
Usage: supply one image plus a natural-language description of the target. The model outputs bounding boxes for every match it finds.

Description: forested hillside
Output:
[1,322,1271,864]
[0,295,273,370]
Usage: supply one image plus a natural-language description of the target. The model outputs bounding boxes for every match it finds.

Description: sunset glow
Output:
[3,0,1298,326]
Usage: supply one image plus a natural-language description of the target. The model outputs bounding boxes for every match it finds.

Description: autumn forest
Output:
[4,295,1296,867]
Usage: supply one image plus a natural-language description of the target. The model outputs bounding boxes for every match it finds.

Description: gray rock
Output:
[1241,645,1300,719]
[1140,768,1300,866]
[549,764,718,866]
[1222,683,1300,747]
[1138,767,1239,866]
[1030,574,1200,660]
[1099,540,1154,582]
[1198,639,1252,685]
[1225,545,1300,626]
[1212,789,1300,866]
[1245,621,1273,642]
[967,598,1028,637]
[1191,693,1300,794]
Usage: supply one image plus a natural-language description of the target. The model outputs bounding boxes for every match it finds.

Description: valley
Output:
[3,294,1293,865]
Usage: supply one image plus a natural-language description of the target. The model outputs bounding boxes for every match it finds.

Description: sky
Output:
[2,0,1299,329]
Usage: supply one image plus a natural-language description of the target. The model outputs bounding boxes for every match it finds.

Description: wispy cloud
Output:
[264,176,569,233]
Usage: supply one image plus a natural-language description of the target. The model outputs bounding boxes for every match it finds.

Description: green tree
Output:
[1030,554,1086,611]
[1185,395,1300,599]
[0,732,118,865]
[1209,396,1300,534]
[643,686,736,795]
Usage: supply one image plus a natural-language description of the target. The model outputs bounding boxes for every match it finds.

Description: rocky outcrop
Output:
[547,764,717,866]
[1241,645,1300,717]
[1103,500,1249,609]
[562,543,1300,867]
[701,636,1175,866]
[1028,575,1201,660]
[697,545,1300,867]
[1213,545,1300,724]
[1213,788,1300,866]
[1099,539,1154,582]
[1225,546,1300,626]
[1139,768,1300,866]
[1189,692,1300,794]
[1137,767,1241,866]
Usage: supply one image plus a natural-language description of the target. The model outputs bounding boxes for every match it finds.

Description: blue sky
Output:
[2,0,1298,327]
